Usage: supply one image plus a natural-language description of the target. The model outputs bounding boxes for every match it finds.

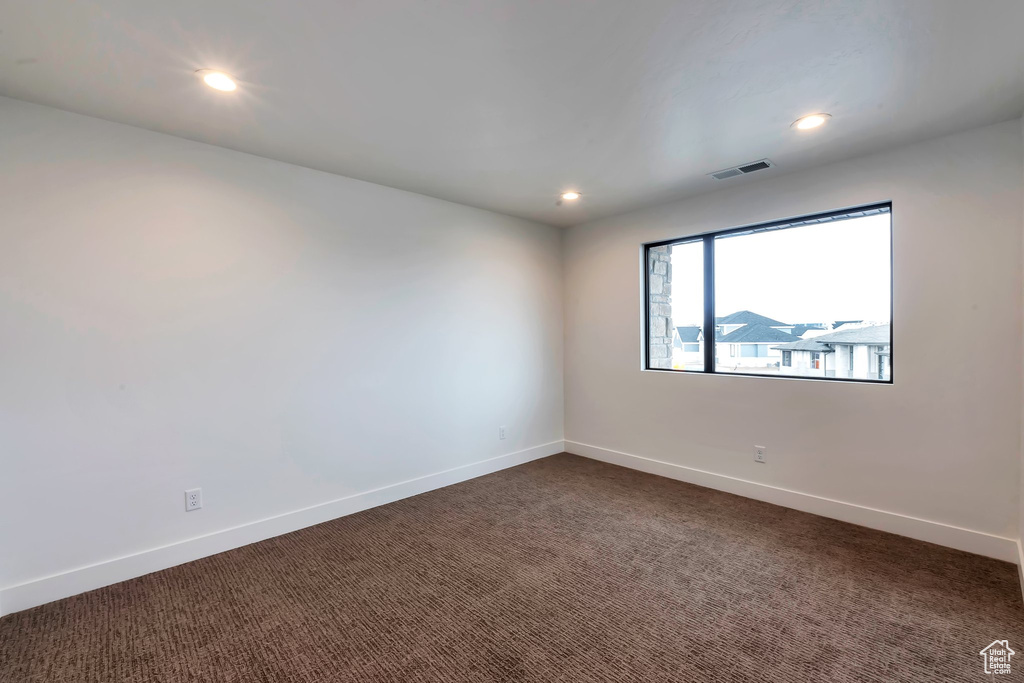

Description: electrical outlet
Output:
[498,426,507,440]
[185,488,202,511]
[754,445,767,464]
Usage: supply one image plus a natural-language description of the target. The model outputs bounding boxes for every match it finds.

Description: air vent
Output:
[737,160,771,173]
[710,168,743,180]
[709,158,774,180]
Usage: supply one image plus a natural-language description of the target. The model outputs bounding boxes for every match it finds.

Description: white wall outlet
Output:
[185,488,202,511]
[754,445,767,464]
[498,426,506,440]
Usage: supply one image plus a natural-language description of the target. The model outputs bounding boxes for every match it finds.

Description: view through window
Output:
[645,204,892,382]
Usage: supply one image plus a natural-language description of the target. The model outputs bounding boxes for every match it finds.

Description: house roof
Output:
[814,323,890,345]
[773,323,890,350]
[715,310,789,327]
[790,323,828,337]
[717,323,796,343]
[773,337,833,352]
[675,326,702,343]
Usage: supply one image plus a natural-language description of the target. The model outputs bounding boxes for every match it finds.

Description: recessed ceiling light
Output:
[792,113,831,130]
[561,191,581,201]
[196,69,237,92]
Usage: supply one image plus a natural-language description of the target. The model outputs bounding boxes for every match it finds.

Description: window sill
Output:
[642,367,892,385]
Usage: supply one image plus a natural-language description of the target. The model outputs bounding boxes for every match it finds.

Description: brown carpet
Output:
[2,453,1022,682]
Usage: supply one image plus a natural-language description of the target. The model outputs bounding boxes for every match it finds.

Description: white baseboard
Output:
[0,440,565,617]
[565,440,1018,564]
[1017,541,1024,602]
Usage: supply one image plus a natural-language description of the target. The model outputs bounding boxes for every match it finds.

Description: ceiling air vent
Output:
[709,159,774,180]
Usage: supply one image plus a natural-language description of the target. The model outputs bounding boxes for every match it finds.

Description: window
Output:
[644,203,892,382]
[741,344,769,358]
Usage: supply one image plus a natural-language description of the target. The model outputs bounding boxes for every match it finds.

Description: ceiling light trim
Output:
[791,113,832,130]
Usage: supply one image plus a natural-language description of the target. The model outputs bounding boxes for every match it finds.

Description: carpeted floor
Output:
[2,453,1022,682]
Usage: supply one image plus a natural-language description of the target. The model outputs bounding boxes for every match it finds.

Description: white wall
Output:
[0,97,564,610]
[564,119,1023,552]
[1020,114,1024,584]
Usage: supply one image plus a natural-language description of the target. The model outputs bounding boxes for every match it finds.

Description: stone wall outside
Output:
[648,246,673,369]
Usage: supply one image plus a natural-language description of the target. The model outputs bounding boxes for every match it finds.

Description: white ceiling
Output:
[2,0,1023,226]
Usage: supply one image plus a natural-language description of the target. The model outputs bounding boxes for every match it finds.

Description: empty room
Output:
[2,1,1024,681]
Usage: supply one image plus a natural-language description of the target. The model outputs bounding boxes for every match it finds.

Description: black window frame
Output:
[642,202,893,384]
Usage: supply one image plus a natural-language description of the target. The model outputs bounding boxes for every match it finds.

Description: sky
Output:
[670,213,891,326]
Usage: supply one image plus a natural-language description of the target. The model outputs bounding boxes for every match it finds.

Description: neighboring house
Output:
[771,336,829,375]
[670,311,889,379]
[773,323,891,380]
[715,322,796,369]
[715,310,794,336]
[672,325,703,369]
